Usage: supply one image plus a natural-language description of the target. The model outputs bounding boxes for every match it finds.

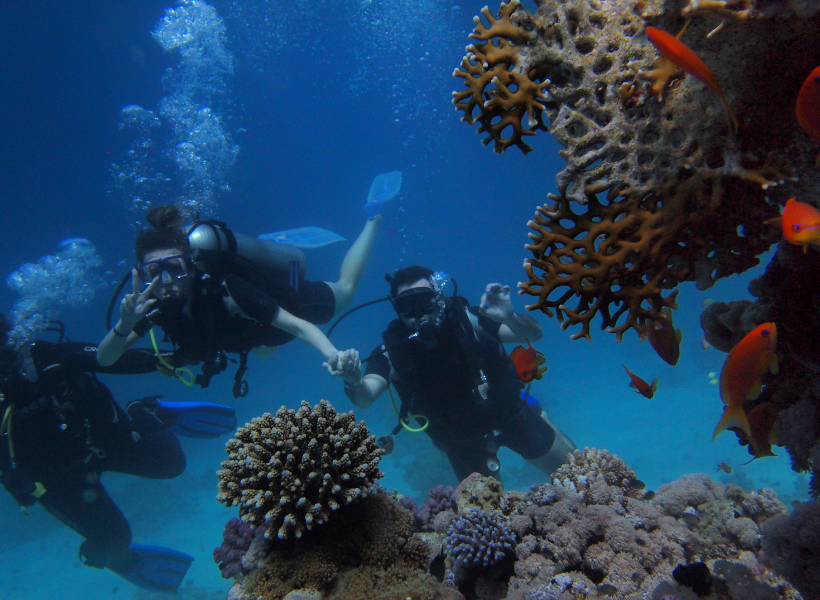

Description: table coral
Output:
[453,0,820,341]
[216,400,383,540]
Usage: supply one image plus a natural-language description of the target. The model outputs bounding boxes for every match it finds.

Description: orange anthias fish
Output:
[645,26,738,133]
[647,307,683,366]
[796,66,820,167]
[740,401,780,461]
[713,323,778,448]
[622,363,658,399]
[510,339,547,383]
[716,462,732,474]
[764,198,820,252]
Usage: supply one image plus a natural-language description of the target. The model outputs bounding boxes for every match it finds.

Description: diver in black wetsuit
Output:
[327,266,577,482]
[97,204,383,396]
[0,317,197,593]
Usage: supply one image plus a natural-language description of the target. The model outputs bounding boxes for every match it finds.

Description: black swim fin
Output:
[110,544,194,594]
[156,400,238,439]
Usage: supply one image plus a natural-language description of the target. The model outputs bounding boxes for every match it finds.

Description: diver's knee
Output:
[327,281,354,315]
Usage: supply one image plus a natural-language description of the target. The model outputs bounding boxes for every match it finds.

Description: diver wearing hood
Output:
[326,266,577,482]
[97,204,383,396]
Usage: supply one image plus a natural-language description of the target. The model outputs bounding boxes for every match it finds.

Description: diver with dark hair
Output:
[326,266,576,482]
[97,201,386,395]
[0,316,236,593]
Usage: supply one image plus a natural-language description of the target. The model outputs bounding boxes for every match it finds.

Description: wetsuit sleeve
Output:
[40,342,162,375]
[467,305,502,339]
[132,317,152,337]
[222,273,279,323]
[364,345,390,380]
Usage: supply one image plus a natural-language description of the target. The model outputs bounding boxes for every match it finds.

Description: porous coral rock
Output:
[455,0,820,342]
[243,490,447,600]
[216,400,383,540]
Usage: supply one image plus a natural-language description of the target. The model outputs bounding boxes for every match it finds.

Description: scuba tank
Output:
[188,222,307,283]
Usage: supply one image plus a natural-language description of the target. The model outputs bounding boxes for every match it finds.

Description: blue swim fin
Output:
[258,226,346,249]
[110,544,194,594]
[156,400,237,439]
[364,170,402,218]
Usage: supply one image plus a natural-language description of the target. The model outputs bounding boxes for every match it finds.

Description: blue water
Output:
[0,1,807,598]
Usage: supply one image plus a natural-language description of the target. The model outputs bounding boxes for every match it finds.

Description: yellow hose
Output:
[149,328,195,387]
[387,385,428,433]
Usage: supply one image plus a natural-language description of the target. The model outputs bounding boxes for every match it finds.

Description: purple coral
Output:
[213,517,255,579]
[445,508,516,569]
[415,485,454,532]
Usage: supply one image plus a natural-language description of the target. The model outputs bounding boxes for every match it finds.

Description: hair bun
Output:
[146,205,185,232]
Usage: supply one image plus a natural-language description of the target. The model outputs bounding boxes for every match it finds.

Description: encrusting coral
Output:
[454,0,820,342]
[216,400,383,540]
[223,445,805,600]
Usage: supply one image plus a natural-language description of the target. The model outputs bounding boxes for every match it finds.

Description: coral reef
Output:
[214,517,255,579]
[699,241,820,491]
[761,500,820,600]
[415,485,455,532]
[453,0,820,341]
[216,400,383,540]
[229,448,804,600]
[235,490,451,600]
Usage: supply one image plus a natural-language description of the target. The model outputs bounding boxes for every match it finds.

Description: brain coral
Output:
[454,0,820,341]
[217,400,383,540]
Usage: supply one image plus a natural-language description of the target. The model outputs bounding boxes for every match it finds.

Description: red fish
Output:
[796,66,820,167]
[764,198,820,252]
[742,401,779,460]
[645,26,737,133]
[510,339,547,383]
[713,323,778,447]
[622,363,658,399]
[647,307,683,366]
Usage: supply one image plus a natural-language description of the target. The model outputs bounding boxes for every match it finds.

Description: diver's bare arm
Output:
[346,374,388,409]
[271,307,338,359]
[498,313,542,344]
[98,269,158,366]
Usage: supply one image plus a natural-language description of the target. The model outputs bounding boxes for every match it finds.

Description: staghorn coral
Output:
[454,0,820,342]
[217,400,383,540]
[214,517,256,579]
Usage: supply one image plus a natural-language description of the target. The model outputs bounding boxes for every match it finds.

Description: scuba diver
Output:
[0,316,236,594]
[97,200,386,397]
[326,266,577,482]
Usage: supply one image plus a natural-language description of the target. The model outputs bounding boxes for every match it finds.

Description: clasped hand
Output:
[323,348,362,386]
[479,283,513,323]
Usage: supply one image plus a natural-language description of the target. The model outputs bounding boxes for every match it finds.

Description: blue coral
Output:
[445,508,516,569]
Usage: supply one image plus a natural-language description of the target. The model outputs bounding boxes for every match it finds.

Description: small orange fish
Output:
[796,66,820,167]
[645,26,737,133]
[713,323,778,447]
[622,363,658,399]
[647,307,683,366]
[510,339,547,383]
[716,462,732,474]
[764,198,820,252]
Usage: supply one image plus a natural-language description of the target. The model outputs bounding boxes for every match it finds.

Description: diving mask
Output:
[393,288,439,319]
[138,255,191,283]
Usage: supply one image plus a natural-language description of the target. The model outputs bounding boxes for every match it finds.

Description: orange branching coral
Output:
[452,0,549,154]
[519,173,780,341]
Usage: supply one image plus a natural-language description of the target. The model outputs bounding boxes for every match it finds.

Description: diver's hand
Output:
[118,269,159,332]
[323,349,362,385]
[479,283,514,323]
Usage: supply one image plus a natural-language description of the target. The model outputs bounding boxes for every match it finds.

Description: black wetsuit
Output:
[365,297,555,481]
[0,341,185,568]
[133,270,336,389]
